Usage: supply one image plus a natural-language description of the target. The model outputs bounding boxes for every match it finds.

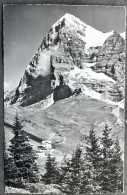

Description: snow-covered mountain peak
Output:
[4,13,125,107]
[52,13,86,28]
[51,13,114,50]
[63,13,79,20]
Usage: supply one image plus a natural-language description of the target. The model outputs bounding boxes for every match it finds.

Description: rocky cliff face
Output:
[7,14,86,106]
[4,13,125,107]
[92,31,125,80]
[91,31,125,101]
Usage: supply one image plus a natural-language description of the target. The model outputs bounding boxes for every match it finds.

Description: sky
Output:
[4,5,126,91]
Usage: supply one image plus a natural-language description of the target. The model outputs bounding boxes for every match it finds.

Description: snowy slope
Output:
[120,32,125,39]
[69,66,115,83]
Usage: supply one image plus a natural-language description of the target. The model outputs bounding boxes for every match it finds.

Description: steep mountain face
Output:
[4,13,125,107]
[92,31,125,101]
[92,31,125,80]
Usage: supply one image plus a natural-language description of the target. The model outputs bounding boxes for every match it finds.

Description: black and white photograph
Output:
[4,4,125,194]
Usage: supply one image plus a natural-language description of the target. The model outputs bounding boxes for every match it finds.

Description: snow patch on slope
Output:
[67,66,124,110]
[120,32,125,39]
[27,93,54,110]
[82,85,124,110]
[80,28,114,49]
[82,85,102,100]
[69,66,116,83]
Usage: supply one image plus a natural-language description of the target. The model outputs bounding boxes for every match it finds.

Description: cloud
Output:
[4,81,12,91]
[36,51,51,77]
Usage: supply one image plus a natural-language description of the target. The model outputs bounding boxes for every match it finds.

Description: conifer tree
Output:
[60,158,72,194]
[111,136,123,192]
[7,113,39,188]
[61,146,83,194]
[4,144,14,186]
[59,154,70,183]
[84,125,102,193]
[69,146,83,194]
[100,124,116,193]
[59,125,123,194]
[42,154,60,185]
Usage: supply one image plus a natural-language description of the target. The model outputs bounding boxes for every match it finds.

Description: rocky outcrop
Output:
[53,84,72,102]
[108,83,124,102]
[92,31,125,82]
[90,31,125,101]
[87,46,101,63]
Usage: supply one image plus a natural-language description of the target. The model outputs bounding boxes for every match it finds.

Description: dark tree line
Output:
[5,114,123,194]
[42,124,123,194]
